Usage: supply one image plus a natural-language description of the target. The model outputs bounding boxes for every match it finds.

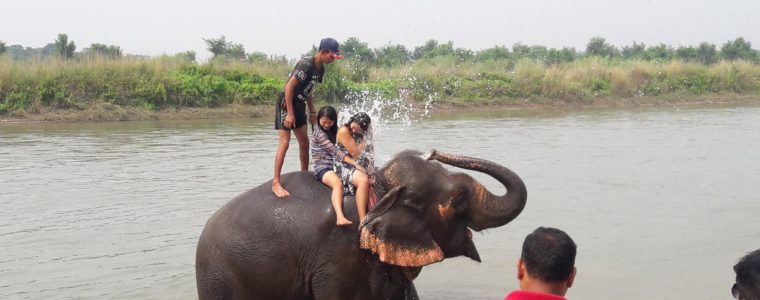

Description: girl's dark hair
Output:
[317,106,338,143]
[344,112,372,131]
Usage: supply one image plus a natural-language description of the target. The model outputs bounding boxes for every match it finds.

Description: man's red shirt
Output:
[504,290,567,300]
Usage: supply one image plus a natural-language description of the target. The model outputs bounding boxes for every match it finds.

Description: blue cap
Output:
[319,38,343,58]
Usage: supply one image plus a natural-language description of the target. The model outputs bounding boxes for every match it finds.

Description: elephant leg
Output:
[404,282,419,300]
[310,264,412,300]
[310,270,365,300]
[196,265,235,300]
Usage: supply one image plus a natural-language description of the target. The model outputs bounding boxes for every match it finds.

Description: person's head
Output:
[317,106,338,143]
[733,249,760,300]
[517,227,577,296]
[317,37,343,64]
[345,112,371,140]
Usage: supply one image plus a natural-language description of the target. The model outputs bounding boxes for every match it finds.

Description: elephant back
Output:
[198,171,360,261]
[197,171,365,298]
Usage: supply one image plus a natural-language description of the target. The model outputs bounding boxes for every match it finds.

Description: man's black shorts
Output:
[274,92,307,130]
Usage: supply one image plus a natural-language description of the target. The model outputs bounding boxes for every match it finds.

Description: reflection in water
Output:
[1,105,759,299]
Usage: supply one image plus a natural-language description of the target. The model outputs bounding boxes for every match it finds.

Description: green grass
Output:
[1,55,759,115]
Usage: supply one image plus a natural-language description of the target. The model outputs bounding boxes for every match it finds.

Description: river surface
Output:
[1,104,759,299]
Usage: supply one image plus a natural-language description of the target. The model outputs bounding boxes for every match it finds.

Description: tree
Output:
[476,46,511,61]
[696,42,717,65]
[176,51,196,63]
[203,36,228,58]
[338,37,373,82]
[622,41,646,59]
[374,43,410,67]
[546,47,577,65]
[203,36,250,60]
[675,46,698,62]
[585,37,619,59]
[721,37,756,61]
[642,44,673,61]
[86,43,122,58]
[412,39,436,59]
[159,51,196,63]
[41,43,57,58]
[54,33,76,60]
[511,43,531,59]
[454,47,474,61]
[510,43,570,64]
[226,43,246,60]
[3,43,56,60]
[0,41,6,56]
[341,37,375,63]
[412,39,455,60]
[527,45,548,61]
[247,51,268,62]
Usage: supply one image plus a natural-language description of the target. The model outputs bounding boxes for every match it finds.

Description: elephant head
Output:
[359,150,527,269]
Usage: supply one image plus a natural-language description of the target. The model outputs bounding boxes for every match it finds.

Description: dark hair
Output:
[735,249,760,300]
[521,227,577,282]
[317,106,338,144]
[344,112,371,131]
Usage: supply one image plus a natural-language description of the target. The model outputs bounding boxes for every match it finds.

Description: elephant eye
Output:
[452,193,469,212]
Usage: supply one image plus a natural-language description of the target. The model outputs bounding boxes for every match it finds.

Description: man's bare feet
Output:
[272,183,290,198]
[336,217,353,226]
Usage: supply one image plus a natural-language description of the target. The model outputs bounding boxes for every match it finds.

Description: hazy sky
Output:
[2,0,759,61]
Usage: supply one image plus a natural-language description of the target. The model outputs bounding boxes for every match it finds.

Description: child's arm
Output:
[337,127,362,158]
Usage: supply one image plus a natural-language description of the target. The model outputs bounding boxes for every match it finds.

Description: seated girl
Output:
[334,112,373,223]
[310,106,364,226]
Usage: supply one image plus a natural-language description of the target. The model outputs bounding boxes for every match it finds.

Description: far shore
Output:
[1,94,758,124]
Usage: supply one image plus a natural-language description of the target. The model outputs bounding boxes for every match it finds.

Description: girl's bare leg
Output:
[323,172,352,225]
[352,170,370,222]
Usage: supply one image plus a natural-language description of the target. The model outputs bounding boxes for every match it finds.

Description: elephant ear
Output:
[359,186,444,267]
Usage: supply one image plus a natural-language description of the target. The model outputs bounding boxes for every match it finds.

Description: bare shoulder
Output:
[336,127,351,140]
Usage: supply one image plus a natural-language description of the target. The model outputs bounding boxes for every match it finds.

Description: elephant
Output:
[195,150,527,299]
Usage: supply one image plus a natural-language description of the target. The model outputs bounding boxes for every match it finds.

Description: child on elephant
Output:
[310,106,364,226]
[272,38,342,198]
[334,112,374,223]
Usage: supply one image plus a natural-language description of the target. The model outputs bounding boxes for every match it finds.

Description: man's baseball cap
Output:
[319,38,343,59]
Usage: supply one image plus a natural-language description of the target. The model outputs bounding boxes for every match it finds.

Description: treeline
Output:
[3,34,758,66]
[336,36,759,67]
[0,34,189,62]
[1,34,759,115]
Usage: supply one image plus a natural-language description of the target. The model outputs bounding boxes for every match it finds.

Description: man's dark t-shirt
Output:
[275,56,325,130]
[290,56,325,102]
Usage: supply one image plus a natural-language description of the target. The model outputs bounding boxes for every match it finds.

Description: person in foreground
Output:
[505,227,577,300]
[310,106,365,226]
[334,112,373,222]
[733,248,760,300]
[272,37,342,198]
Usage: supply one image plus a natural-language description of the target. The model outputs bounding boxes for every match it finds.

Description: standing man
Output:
[272,37,342,198]
[505,227,577,300]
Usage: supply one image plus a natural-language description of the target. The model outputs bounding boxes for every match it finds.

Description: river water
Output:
[1,104,759,299]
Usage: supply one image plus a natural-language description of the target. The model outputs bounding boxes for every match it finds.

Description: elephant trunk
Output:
[428,150,527,231]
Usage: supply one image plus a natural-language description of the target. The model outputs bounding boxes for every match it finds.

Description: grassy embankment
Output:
[1,55,759,122]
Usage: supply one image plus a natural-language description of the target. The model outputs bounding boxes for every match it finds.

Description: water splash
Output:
[334,89,435,167]
[336,90,434,134]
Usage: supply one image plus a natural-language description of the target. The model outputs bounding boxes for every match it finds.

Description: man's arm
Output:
[283,76,299,128]
[306,95,316,125]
